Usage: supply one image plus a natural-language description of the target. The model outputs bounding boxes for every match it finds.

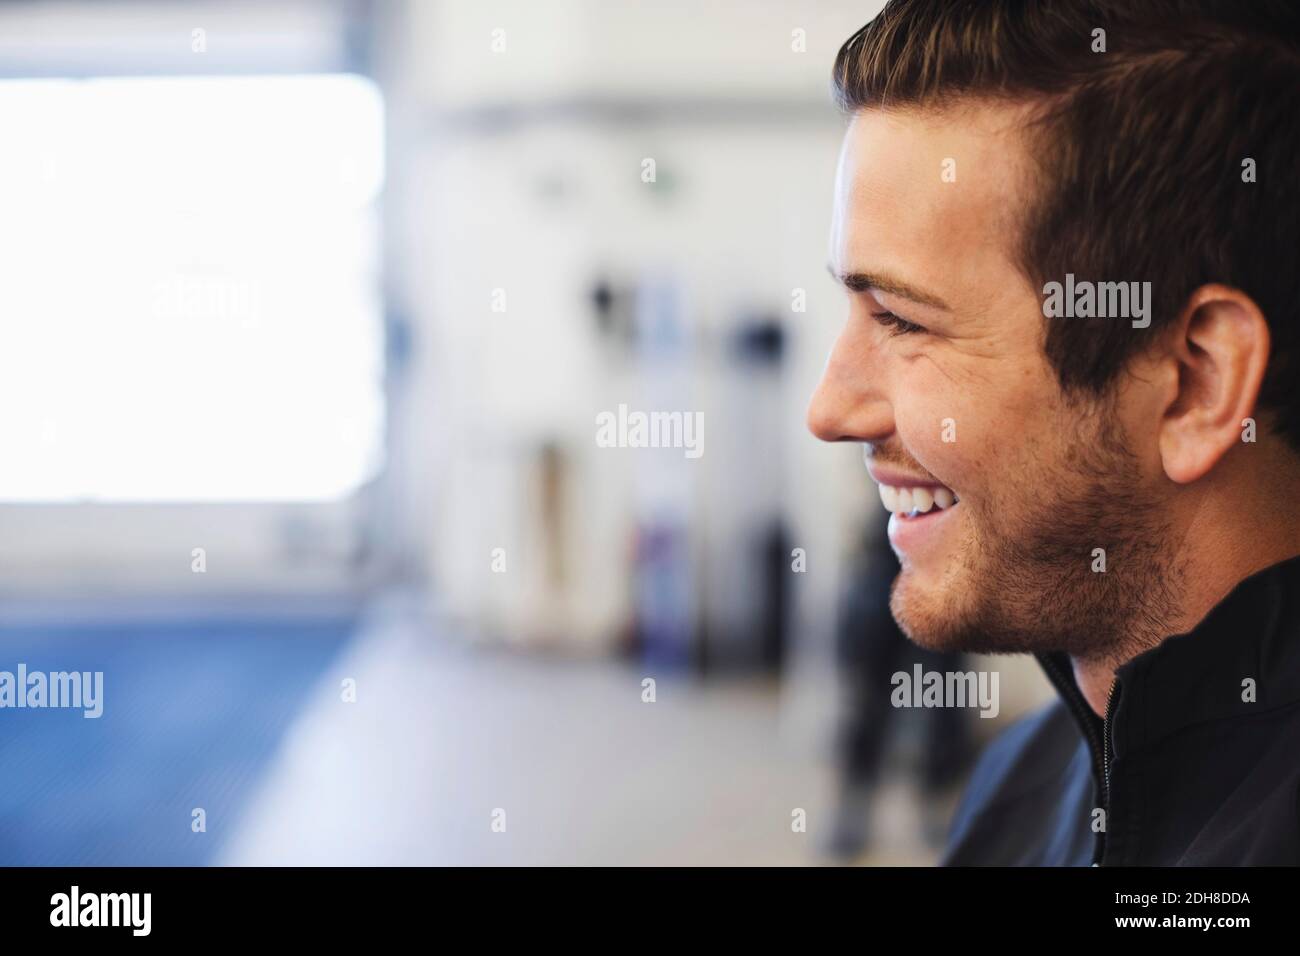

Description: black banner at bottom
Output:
[0,865,1281,942]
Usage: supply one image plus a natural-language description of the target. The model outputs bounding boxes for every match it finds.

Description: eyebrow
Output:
[826,262,952,312]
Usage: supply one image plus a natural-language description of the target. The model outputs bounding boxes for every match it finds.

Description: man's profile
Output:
[808,0,1300,865]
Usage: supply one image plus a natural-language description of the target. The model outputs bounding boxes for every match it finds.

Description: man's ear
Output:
[1159,284,1270,484]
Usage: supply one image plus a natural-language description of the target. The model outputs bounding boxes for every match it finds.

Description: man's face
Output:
[809,104,1175,658]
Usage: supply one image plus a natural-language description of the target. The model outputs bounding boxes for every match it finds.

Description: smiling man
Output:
[808,0,1300,865]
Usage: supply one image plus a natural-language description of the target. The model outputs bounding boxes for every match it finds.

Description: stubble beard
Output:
[891,398,1184,665]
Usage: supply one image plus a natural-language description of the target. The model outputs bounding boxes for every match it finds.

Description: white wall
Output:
[377,0,885,660]
[0,0,888,643]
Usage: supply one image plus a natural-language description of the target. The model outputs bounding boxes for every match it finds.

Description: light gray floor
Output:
[218,607,938,866]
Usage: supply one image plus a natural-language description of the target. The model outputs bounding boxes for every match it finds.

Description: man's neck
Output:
[1070,458,1300,717]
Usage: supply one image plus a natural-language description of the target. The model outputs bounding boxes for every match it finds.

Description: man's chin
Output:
[887,566,973,653]
[889,567,961,650]
[889,563,1068,657]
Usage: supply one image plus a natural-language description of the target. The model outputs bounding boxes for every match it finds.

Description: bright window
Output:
[0,74,385,501]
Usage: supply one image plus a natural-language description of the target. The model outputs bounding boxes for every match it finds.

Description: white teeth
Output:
[874,483,957,516]
[878,484,899,512]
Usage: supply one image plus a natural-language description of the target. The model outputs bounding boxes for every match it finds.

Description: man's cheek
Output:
[897,404,968,468]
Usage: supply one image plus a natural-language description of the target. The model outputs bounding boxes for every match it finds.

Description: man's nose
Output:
[805,335,893,443]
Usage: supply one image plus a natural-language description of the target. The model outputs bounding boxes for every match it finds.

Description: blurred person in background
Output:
[824,520,974,861]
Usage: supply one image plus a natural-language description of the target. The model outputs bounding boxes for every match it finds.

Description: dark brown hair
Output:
[833,0,1300,446]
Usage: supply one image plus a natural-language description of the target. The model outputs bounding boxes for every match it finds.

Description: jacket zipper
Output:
[1102,678,1119,810]
[1040,656,1107,792]
[1037,654,1117,864]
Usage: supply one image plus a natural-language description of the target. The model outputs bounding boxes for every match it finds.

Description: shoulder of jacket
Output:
[947,698,1086,837]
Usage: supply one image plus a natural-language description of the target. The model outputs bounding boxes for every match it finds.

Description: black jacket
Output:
[943,554,1300,865]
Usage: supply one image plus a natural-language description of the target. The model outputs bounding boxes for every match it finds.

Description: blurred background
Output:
[0,0,1054,866]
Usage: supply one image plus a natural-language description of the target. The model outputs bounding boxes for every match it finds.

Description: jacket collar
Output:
[1036,552,1300,761]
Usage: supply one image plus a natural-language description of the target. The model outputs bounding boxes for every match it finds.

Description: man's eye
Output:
[872,310,926,336]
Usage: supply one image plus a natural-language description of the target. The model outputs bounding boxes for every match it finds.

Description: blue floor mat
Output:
[0,615,355,866]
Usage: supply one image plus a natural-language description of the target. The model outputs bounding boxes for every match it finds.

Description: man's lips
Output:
[866,466,950,490]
